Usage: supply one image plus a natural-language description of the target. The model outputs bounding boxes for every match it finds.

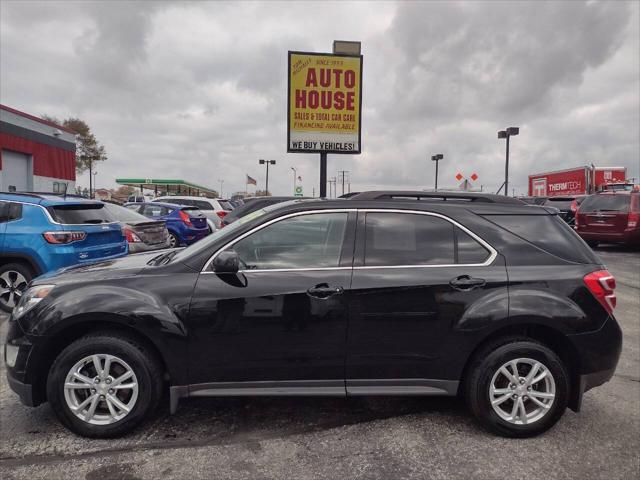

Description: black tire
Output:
[464,337,570,438]
[586,241,599,248]
[168,233,179,248]
[0,262,33,313]
[46,332,163,438]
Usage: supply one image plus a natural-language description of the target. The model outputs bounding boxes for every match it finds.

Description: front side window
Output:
[364,212,455,266]
[228,212,348,270]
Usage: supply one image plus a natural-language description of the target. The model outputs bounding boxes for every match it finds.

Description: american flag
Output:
[246,174,257,185]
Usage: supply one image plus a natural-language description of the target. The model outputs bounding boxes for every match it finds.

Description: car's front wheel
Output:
[0,262,33,313]
[464,338,569,437]
[47,332,162,438]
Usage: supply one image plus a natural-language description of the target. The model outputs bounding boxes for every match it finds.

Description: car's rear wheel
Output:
[47,332,162,438]
[168,233,179,248]
[0,262,33,313]
[464,338,569,438]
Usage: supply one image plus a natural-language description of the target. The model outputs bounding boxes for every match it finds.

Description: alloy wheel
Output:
[63,354,139,425]
[489,358,556,425]
[0,270,28,309]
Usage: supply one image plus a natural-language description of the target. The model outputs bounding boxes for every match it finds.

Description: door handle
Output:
[307,283,344,299]
[449,275,486,291]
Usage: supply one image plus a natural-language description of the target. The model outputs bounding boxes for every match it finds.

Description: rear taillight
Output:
[43,231,86,244]
[216,211,228,219]
[628,212,638,229]
[570,199,578,213]
[583,270,616,314]
[124,228,142,243]
[179,210,193,226]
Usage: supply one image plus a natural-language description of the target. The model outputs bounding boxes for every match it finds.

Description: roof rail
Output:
[347,190,525,204]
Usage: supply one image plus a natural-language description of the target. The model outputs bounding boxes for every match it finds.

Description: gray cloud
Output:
[1,0,637,196]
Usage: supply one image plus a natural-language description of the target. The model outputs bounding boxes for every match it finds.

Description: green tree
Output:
[42,116,107,174]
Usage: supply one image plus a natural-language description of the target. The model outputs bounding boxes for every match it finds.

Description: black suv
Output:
[5,196,621,438]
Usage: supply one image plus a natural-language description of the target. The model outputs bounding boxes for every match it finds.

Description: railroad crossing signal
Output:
[455,172,478,182]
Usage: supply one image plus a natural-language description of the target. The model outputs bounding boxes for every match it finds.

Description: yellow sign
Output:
[288,51,362,154]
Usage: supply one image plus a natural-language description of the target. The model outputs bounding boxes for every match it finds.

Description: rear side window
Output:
[484,214,599,264]
[0,201,22,222]
[456,227,490,264]
[364,213,455,266]
[579,195,630,212]
[218,200,233,210]
[192,200,213,210]
[48,204,112,224]
[143,205,171,217]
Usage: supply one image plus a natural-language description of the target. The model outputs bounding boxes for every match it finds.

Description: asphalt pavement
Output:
[1,246,638,479]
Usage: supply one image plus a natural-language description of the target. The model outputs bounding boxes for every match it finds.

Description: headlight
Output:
[12,285,55,319]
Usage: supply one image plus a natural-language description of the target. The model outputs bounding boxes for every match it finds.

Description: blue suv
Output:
[0,193,128,312]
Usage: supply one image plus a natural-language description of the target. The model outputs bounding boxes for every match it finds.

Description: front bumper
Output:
[6,372,36,407]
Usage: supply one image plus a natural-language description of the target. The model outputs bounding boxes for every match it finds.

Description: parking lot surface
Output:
[1,247,638,480]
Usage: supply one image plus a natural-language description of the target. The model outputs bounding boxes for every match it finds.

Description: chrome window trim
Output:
[201,208,497,273]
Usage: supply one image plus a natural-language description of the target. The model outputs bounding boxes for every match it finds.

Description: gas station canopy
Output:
[115,178,217,197]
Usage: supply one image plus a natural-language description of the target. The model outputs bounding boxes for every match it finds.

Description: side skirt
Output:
[169,378,459,414]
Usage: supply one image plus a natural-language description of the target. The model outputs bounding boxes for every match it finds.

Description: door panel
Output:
[346,261,508,385]
[186,210,356,388]
[345,210,508,391]
[187,269,351,385]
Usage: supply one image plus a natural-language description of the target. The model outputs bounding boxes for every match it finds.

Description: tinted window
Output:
[579,194,630,212]
[48,204,112,224]
[0,201,8,222]
[364,213,454,266]
[142,205,172,217]
[192,200,213,210]
[230,213,348,270]
[218,200,233,210]
[456,227,490,264]
[485,214,599,264]
[544,198,574,210]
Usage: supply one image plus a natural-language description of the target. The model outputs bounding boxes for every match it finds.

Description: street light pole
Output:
[259,159,276,195]
[431,154,443,191]
[498,127,519,196]
[218,179,224,198]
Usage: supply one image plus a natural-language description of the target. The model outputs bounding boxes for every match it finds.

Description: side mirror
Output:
[212,250,239,273]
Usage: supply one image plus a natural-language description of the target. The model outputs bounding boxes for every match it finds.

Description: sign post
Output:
[287,44,362,198]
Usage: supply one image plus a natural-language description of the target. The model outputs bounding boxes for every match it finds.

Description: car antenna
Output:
[62,183,68,199]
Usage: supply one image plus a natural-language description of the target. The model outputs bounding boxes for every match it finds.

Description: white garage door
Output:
[1,150,32,192]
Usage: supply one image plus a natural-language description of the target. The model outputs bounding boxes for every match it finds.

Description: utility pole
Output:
[88,159,93,198]
[218,179,224,198]
[259,159,276,195]
[290,167,297,195]
[337,170,349,196]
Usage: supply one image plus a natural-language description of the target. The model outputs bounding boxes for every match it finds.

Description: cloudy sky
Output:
[1,0,638,196]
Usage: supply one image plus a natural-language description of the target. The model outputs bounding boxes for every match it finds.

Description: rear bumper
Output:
[577,228,640,245]
[128,239,171,254]
[566,315,622,411]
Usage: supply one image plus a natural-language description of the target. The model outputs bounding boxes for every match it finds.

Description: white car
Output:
[152,196,233,230]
